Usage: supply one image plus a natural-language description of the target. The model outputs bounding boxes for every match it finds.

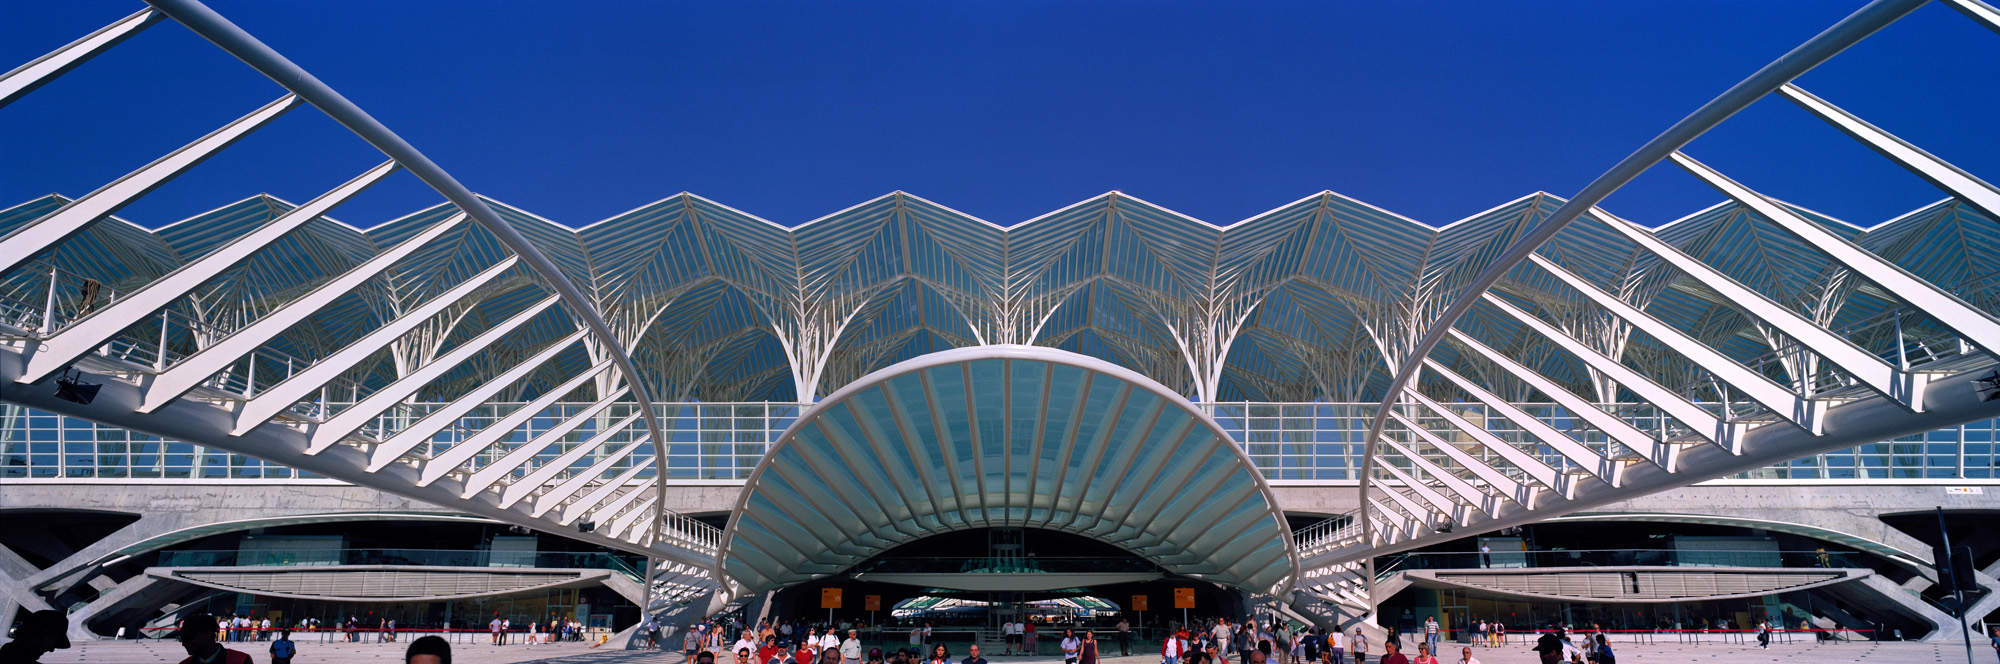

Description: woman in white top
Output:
[1061,629,1081,664]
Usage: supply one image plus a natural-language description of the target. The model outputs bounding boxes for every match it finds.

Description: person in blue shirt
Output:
[1590,634,1613,664]
[269,629,297,664]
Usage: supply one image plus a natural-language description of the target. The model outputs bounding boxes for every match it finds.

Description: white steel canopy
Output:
[718,345,1300,596]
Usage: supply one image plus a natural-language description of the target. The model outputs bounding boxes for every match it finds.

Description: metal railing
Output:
[849,557,1161,575]
[1371,548,1871,577]
[1292,513,1364,557]
[658,512,722,556]
[155,548,646,571]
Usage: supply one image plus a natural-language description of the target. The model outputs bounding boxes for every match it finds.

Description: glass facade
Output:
[5,401,1995,483]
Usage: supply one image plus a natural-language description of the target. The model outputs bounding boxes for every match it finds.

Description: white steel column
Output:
[0,8,163,107]
[1384,418,1535,508]
[1592,208,1925,408]
[1445,328,1667,467]
[1405,391,1566,496]
[492,409,644,506]
[136,213,470,413]
[0,95,302,277]
[1777,85,2000,222]
[1525,252,1821,434]
[305,296,560,453]
[532,446,649,518]
[230,255,518,433]
[1670,151,2000,358]
[21,161,400,385]
[365,329,590,471]
[1421,358,1618,483]
[1481,292,1740,453]
[417,361,615,486]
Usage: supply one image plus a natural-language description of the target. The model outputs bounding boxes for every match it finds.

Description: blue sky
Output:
[3,0,1995,229]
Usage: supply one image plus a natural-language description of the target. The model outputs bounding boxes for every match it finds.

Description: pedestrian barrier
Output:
[140,625,603,646]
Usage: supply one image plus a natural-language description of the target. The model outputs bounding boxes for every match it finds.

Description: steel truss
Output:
[0,2,722,606]
[3,0,1999,623]
[1302,0,2000,623]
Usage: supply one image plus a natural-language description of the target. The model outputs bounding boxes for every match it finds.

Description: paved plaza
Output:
[35,641,1996,664]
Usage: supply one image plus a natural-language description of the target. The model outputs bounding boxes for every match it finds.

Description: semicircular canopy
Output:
[720,345,1298,595]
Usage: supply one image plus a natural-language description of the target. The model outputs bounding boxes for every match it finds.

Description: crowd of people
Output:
[481,614,588,645]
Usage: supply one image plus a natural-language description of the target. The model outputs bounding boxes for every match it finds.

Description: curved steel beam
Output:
[716,344,1302,598]
[1352,0,1930,607]
[141,0,676,546]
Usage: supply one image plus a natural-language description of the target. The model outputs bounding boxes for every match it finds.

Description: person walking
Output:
[1470,622,1483,649]
[1325,628,1344,664]
[1117,617,1131,657]
[1024,620,1038,656]
[1454,647,1479,664]
[1301,627,1319,664]
[1162,626,1188,664]
[817,628,841,653]
[843,630,864,664]
[1410,643,1437,664]
[1080,632,1099,664]
[1350,629,1367,664]
[1061,629,1081,664]
[1422,617,1438,659]
[1378,641,1407,664]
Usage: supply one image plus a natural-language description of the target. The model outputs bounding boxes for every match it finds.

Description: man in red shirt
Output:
[759,634,784,664]
[1377,642,1408,664]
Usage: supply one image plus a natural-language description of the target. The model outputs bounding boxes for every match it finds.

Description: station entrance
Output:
[761,528,1246,654]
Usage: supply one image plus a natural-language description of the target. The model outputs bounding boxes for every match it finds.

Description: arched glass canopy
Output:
[719,345,1300,595]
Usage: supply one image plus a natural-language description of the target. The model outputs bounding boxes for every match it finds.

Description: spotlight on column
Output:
[576,520,596,533]
[1974,369,2000,402]
[52,369,101,405]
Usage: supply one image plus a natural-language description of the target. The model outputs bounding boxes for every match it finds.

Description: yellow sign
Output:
[821,588,843,609]
[1172,588,1195,609]
[865,595,882,611]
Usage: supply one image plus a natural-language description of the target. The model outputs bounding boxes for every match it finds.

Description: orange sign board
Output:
[865,595,882,611]
[1131,595,1149,611]
[1172,588,1196,609]
[821,588,843,609]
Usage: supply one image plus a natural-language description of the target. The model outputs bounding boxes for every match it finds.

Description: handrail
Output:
[140,0,679,558]
[1371,548,1873,572]
[155,548,647,570]
[1352,0,1932,605]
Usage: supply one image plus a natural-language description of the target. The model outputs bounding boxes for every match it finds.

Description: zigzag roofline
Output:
[22,189,1959,242]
